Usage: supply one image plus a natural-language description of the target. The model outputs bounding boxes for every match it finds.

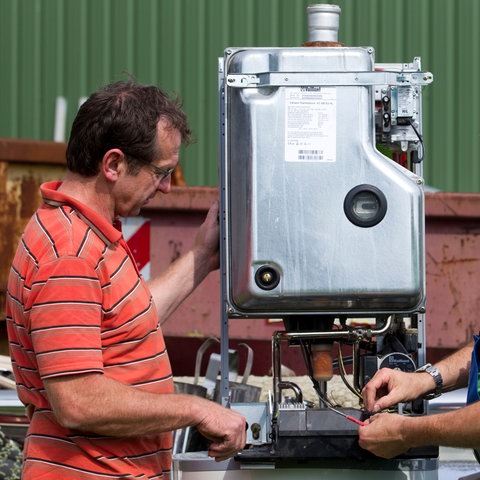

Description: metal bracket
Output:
[226,71,433,88]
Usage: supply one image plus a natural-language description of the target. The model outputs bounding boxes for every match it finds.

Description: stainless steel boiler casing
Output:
[220,46,426,317]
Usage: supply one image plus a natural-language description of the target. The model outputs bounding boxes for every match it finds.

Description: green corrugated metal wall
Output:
[0,0,478,191]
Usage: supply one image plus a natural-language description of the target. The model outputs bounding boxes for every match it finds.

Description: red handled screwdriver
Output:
[327,405,367,426]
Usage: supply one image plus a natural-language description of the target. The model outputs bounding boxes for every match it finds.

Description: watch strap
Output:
[415,363,443,399]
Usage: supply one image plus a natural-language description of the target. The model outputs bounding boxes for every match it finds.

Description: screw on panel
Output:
[251,423,261,440]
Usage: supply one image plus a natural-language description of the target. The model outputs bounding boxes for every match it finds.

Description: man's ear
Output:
[102,149,125,182]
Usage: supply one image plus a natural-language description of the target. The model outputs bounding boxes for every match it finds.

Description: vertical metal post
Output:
[218,56,230,407]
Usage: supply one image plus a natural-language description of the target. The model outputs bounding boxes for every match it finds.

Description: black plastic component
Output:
[255,265,281,290]
[344,184,387,228]
[378,352,416,372]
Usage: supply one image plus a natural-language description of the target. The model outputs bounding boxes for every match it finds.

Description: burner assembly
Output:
[174,4,436,479]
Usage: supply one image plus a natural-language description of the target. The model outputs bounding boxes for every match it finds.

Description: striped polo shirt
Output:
[6,181,174,479]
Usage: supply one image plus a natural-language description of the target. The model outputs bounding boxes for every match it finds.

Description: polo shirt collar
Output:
[40,181,123,245]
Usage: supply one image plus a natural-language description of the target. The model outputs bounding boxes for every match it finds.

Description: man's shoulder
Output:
[24,204,110,265]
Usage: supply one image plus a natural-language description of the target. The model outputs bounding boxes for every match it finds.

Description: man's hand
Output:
[358,413,411,458]
[194,400,246,462]
[192,201,220,273]
[362,368,431,413]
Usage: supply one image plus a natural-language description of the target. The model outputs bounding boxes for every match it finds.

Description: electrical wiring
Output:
[337,343,364,401]
[408,118,425,161]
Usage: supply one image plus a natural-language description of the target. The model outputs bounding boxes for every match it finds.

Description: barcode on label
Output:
[297,149,324,161]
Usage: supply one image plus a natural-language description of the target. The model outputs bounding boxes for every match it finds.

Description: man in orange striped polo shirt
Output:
[6,80,246,479]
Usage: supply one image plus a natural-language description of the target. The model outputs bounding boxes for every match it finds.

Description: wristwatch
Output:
[415,363,443,399]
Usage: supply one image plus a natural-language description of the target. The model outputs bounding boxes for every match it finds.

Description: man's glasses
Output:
[148,163,175,182]
[123,151,174,182]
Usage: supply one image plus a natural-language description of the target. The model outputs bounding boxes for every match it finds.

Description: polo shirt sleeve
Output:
[28,256,104,379]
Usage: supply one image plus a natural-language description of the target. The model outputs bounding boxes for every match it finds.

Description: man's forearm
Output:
[45,373,209,437]
[148,246,212,321]
[405,401,480,449]
[435,343,473,392]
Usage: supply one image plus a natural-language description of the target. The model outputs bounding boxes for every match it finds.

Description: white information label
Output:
[285,86,336,163]
[397,86,414,118]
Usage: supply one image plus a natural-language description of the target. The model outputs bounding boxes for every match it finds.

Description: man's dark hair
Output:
[66,80,192,176]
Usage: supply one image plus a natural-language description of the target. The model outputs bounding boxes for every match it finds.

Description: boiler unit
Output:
[174,4,436,479]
